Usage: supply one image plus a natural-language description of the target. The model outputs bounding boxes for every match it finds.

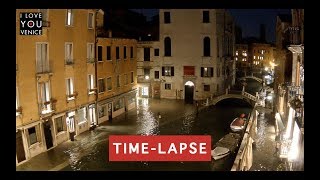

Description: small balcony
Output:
[137,61,153,68]
[137,75,151,83]
[87,58,95,64]
[67,91,78,101]
[65,59,75,66]
[36,60,53,75]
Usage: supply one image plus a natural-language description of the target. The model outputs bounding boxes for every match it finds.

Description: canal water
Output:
[62,79,261,171]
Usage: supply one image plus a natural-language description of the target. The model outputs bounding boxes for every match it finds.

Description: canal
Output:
[61,79,262,171]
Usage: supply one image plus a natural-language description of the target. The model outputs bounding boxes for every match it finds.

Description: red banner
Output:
[109,135,211,161]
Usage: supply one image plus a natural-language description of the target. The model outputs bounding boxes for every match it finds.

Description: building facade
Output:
[151,9,235,103]
[274,9,304,171]
[249,43,275,75]
[16,9,102,165]
[235,44,249,76]
[96,37,137,122]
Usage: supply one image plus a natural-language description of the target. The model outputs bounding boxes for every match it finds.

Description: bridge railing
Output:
[242,91,257,101]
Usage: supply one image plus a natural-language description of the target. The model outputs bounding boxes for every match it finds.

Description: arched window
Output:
[164,37,171,56]
[203,37,210,56]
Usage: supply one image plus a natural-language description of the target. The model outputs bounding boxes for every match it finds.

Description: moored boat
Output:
[211,146,230,160]
[230,114,246,132]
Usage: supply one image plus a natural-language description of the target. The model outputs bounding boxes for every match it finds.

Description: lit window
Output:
[235,57,238,61]
[254,56,256,59]
[162,66,174,76]
[235,51,238,56]
[38,82,52,114]
[66,9,73,26]
[78,107,87,124]
[66,78,75,100]
[88,74,95,94]
[65,43,73,64]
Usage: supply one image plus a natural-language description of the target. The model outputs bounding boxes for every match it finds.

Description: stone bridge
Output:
[239,76,263,83]
[201,89,258,107]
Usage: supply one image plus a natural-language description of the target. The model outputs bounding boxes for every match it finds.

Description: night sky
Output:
[131,9,291,43]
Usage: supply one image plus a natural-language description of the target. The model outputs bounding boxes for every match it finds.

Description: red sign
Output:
[109,135,211,161]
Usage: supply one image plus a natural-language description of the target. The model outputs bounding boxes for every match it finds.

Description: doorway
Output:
[142,86,149,97]
[88,104,97,126]
[16,130,26,163]
[108,103,112,121]
[184,81,194,104]
[43,121,53,149]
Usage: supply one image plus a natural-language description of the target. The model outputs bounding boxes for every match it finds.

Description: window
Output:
[162,66,174,76]
[164,12,171,23]
[98,105,107,118]
[98,78,105,93]
[114,98,124,111]
[28,126,39,146]
[106,46,111,60]
[165,83,171,90]
[201,67,213,77]
[254,56,256,59]
[144,48,150,61]
[66,78,74,100]
[123,46,127,59]
[144,68,150,78]
[78,107,87,124]
[66,9,73,26]
[88,12,94,29]
[88,74,95,94]
[65,43,73,64]
[154,71,159,79]
[117,75,120,87]
[36,43,49,73]
[38,82,51,114]
[131,72,134,83]
[124,74,128,85]
[130,46,134,58]
[116,46,120,59]
[184,66,195,76]
[154,48,159,56]
[235,57,238,61]
[235,51,238,56]
[87,43,94,62]
[55,116,65,134]
[204,85,210,91]
[107,77,112,90]
[164,37,171,56]
[40,9,49,27]
[203,37,210,56]
[203,11,209,23]
[98,46,102,62]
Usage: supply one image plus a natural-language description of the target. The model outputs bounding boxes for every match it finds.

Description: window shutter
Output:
[210,67,213,77]
[201,67,204,77]
[171,67,174,76]
[162,67,165,76]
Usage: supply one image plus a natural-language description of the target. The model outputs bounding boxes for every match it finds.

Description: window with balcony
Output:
[88,12,94,29]
[66,9,73,26]
[106,46,111,60]
[204,85,210,91]
[154,71,159,79]
[162,66,174,76]
[98,78,105,93]
[154,48,159,56]
[164,12,171,23]
[36,43,49,73]
[87,43,94,63]
[164,37,171,56]
[123,46,127,60]
[117,75,120,87]
[98,46,103,62]
[201,67,213,77]
[65,42,73,65]
[38,81,52,114]
[55,116,66,134]
[107,77,112,90]
[66,78,75,100]
[131,72,134,83]
[144,47,150,61]
[203,11,209,23]
[203,37,211,57]
[165,83,171,90]
[88,74,95,94]
[184,66,195,76]
[116,46,120,59]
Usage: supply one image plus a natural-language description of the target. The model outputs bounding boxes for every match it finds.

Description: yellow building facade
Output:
[250,43,275,72]
[16,9,102,165]
[96,38,137,122]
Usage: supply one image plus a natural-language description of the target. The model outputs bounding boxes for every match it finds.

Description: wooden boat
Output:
[230,114,247,132]
[211,146,230,160]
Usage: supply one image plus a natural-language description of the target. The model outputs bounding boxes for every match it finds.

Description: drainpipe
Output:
[94,9,99,126]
